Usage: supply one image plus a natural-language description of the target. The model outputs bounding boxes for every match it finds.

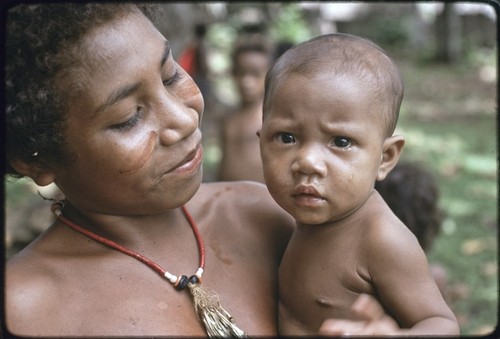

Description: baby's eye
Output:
[332,137,351,148]
[275,132,296,144]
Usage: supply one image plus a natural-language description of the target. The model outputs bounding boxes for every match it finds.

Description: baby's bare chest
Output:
[279,234,375,331]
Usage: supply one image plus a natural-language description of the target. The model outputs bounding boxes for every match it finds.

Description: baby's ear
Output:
[377,135,405,181]
[9,158,57,187]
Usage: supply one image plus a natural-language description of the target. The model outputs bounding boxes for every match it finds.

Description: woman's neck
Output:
[59,201,189,250]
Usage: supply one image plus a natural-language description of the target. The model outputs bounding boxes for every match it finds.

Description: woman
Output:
[5,3,397,336]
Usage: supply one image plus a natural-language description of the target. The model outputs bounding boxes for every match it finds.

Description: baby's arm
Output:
[365,222,459,335]
[319,294,400,335]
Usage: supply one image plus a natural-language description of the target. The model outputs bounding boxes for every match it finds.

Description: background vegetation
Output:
[5,2,497,336]
[396,50,497,335]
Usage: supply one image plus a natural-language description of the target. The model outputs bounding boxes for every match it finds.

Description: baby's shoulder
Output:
[361,194,420,251]
[362,208,424,265]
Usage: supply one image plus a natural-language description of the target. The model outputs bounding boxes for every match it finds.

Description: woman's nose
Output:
[156,92,199,146]
[290,146,327,178]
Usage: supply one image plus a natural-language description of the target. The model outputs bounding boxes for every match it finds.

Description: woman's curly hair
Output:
[5,3,158,177]
[375,161,444,251]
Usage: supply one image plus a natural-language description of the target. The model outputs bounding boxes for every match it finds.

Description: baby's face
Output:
[260,73,387,225]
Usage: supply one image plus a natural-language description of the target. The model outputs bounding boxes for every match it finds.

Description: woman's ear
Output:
[377,135,405,181]
[9,158,57,187]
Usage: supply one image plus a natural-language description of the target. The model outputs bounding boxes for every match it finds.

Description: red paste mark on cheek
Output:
[118,131,157,175]
[178,81,201,98]
[178,80,203,113]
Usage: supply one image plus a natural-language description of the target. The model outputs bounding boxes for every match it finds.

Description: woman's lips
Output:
[170,144,203,174]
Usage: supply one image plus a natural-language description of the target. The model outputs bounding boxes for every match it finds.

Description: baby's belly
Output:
[279,269,375,334]
[279,289,363,335]
[279,299,318,336]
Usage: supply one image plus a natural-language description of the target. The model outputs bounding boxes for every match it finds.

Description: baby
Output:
[258,33,459,335]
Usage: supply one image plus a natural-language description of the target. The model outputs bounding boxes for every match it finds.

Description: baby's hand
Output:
[318,294,399,336]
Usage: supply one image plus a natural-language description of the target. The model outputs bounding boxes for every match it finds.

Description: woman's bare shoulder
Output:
[190,181,294,264]
[6,245,62,334]
[190,181,294,232]
[194,181,284,211]
[7,237,55,281]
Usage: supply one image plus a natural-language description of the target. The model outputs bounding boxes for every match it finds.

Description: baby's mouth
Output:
[292,185,326,204]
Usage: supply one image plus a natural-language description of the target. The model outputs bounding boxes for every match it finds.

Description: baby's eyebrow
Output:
[94,41,171,115]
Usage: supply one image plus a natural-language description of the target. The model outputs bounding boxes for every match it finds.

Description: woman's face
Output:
[54,11,204,215]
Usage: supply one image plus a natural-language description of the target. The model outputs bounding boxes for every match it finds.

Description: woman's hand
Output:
[318,294,400,336]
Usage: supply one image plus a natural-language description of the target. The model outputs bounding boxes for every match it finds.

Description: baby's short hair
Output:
[263,33,404,136]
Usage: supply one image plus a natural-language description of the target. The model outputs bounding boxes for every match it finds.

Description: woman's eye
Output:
[110,108,144,131]
[333,137,351,148]
[163,71,182,86]
[276,133,296,144]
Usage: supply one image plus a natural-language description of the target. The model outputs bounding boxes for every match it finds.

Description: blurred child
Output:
[258,33,459,335]
[375,161,449,299]
[218,35,273,182]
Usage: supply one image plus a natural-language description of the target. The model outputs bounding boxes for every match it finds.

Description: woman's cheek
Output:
[116,130,157,175]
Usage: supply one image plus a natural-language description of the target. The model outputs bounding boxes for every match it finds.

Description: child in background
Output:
[375,161,449,300]
[258,33,459,335]
[218,35,274,182]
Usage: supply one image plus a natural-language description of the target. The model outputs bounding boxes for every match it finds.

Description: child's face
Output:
[260,73,387,225]
[233,51,269,104]
[53,12,204,215]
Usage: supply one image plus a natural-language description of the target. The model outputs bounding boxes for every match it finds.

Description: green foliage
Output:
[269,4,312,44]
[398,111,497,336]
[370,17,409,47]
[4,177,36,206]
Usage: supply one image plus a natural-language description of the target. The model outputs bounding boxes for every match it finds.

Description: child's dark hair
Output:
[375,162,444,251]
[263,33,403,136]
[231,34,273,75]
[5,3,158,177]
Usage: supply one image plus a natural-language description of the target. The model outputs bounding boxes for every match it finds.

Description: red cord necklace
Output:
[51,201,246,337]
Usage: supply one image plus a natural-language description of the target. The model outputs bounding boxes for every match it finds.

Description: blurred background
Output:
[4,2,497,335]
